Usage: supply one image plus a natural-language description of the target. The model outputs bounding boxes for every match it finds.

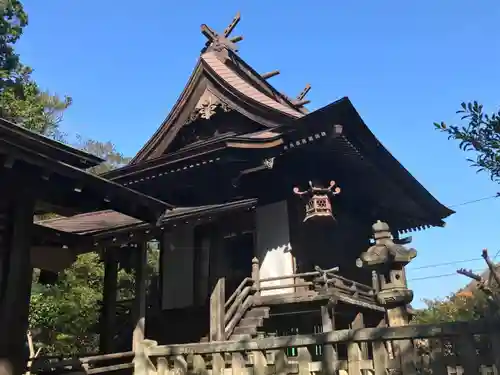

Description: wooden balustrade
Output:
[28,351,135,374]
[250,260,376,303]
[131,318,500,375]
[224,279,254,339]
[28,318,500,375]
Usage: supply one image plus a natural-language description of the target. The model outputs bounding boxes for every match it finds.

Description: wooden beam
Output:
[261,70,280,79]
[293,99,311,107]
[223,11,241,37]
[201,24,218,42]
[99,247,119,354]
[296,84,311,101]
[32,223,92,248]
[229,35,243,43]
[148,318,500,356]
[132,243,148,351]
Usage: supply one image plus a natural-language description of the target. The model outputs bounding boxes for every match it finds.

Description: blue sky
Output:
[19,0,500,306]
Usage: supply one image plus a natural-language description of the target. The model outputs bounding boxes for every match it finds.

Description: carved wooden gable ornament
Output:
[186,90,231,125]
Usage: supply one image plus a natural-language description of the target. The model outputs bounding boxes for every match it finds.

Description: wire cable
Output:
[409,268,484,282]
[410,257,482,270]
[493,249,500,261]
[449,192,500,208]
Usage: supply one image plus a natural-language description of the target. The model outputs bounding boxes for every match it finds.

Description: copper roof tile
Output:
[37,199,258,235]
[38,210,140,234]
[202,52,304,118]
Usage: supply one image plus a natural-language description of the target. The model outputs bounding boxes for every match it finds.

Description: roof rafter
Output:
[261,70,280,80]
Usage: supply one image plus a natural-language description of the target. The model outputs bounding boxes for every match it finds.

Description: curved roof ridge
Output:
[201,52,304,118]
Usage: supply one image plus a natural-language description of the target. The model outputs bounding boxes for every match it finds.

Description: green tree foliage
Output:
[412,291,489,324]
[1,0,160,356]
[75,135,132,175]
[434,102,500,183]
[0,0,27,86]
[29,144,156,356]
[29,254,105,355]
[28,136,148,355]
[29,247,160,356]
[1,1,71,139]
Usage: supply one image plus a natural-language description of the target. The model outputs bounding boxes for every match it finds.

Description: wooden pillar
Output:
[251,257,260,298]
[132,242,148,352]
[99,247,118,354]
[210,277,225,341]
[208,223,226,341]
[352,312,369,357]
[321,302,338,375]
[347,312,364,375]
[386,306,415,372]
[0,194,35,375]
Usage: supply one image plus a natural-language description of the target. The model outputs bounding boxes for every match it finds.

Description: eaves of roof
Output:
[0,123,173,224]
[0,117,103,169]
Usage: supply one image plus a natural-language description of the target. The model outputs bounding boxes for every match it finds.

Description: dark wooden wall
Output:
[287,198,373,285]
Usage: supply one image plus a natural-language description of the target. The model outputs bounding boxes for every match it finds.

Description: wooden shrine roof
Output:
[35,199,257,250]
[128,14,311,164]
[99,14,454,233]
[0,117,172,224]
[201,52,304,118]
[101,110,331,182]
[102,98,453,232]
[0,118,103,169]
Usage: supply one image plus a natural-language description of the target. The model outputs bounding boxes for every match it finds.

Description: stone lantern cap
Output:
[357,220,417,268]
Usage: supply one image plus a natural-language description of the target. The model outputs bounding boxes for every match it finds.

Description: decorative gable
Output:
[168,90,266,153]
[130,12,312,164]
[187,90,232,124]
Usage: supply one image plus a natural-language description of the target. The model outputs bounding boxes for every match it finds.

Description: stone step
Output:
[244,307,270,319]
[229,334,252,342]
[233,325,257,336]
[239,316,264,328]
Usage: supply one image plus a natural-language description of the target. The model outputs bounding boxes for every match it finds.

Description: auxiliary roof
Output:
[36,199,257,250]
[0,117,172,224]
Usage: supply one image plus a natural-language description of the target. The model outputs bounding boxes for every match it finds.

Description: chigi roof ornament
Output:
[293,180,341,222]
[201,12,243,55]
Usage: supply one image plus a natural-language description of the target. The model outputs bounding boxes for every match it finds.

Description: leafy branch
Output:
[434,101,500,183]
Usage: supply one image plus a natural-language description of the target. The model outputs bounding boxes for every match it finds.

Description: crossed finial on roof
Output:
[201,13,311,110]
[294,84,312,106]
[201,12,243,53]
[278,84,312,108]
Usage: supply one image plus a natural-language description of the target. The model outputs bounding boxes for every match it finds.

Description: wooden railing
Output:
[133,318,500,375]
[252,263,376,304]
[224,278,254,339]
[29,351,135,374]
[220,263,377,340]
[29,318,500,374]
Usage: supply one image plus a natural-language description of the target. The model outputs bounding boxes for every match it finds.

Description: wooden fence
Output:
[30,318,500,375]
[133,319,500,375]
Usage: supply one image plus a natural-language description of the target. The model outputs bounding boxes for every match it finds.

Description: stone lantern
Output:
[356,220,417,309]
[293,180,341,222]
